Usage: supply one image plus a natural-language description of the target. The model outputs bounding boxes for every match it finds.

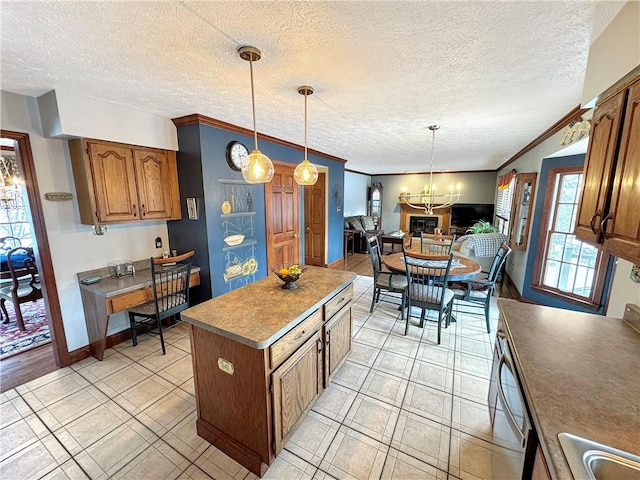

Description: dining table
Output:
[382,250,482,281]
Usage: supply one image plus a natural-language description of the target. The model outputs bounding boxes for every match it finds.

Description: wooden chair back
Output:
[420,233,455,254]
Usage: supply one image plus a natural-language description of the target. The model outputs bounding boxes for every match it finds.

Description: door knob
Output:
[294,233,300,238]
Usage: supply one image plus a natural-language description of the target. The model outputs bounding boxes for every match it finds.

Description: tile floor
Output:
[0,276,520,480]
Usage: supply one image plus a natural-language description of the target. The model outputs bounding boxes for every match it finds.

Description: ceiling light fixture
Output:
[294,86,319,186]
[400,125,462,215]
[238,46,274,184]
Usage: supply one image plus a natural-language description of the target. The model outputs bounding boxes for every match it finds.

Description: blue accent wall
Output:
[168,120,345,298]
[522,154,615,314]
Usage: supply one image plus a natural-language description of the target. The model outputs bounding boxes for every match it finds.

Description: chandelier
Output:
[400,125,462,215]
[0,156,25,211]
[238,46,274,184]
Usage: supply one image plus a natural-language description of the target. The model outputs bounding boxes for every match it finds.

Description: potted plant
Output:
[467,220,498,234]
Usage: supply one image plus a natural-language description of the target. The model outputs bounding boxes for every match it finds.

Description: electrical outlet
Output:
[155,237,162,248]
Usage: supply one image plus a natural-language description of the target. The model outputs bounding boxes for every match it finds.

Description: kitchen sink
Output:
[558,433,640,480]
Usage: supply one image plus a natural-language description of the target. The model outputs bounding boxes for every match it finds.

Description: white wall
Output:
[376,171,497,232]
[343,171,370,217]
[1,90,172,352]
[607,259,640,318]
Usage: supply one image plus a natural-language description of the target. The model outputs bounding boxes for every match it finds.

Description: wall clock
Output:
[226,141,249,171]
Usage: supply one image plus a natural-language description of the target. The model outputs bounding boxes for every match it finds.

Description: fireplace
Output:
[409,216,439,236]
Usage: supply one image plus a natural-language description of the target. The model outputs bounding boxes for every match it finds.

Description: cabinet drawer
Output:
[324,284,353,321]
[109,288,152,314]
[270,309,323,370]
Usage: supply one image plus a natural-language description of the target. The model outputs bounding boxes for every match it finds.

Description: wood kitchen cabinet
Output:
[324,303,352,386]
[575,77,640,262]
[69,138,181,225]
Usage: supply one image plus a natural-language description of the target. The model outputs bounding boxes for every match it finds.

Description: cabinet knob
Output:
[132,204,138,217]
[141,204,147,217]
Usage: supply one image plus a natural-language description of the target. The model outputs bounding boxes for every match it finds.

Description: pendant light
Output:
[293,86,319,186]
[238,46,274,184]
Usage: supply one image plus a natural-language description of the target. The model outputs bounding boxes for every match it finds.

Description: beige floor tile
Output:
[449,429,523,480]
[382,335,419,359]
[348,342,381,368]
[74,418,157,479]
[180,377,196,397]
[14,367,75,393]
[114,375,175,416]
[454,352,492,378]
[312,383,357,423]
[52,401,131,456]
[391,411,450,472]
[453,372,490,405]
[0,414,49,462]
[402,382,453,426]
[0,433,70,480]
[138,387,196,436]
[390,318,424,342]
[373,350,414,379]
[158,355,194,386]
[284,410,339,466]
[94,363,155,397]
[177,464,215,480]
[381,448,448,480]
[320,425,388,480]
[312,470,338,480]
[364,316,396,334]
[162,411,208,462]
[163,323,191,343]
[172,336,192,354]
[195,445,249,480]
[248,449,316,480]
[343,393,400,445]
[112,438,190,479]
[422,326,456,349]
[115,335,163,361]
[139,347,189,372]
[18,371,90,412]
[410,359,454,394]
[38,385,109,431]
[361,370,408,407]
[451,397,494,444]
[353,328,389,349]
[39,459,89,479]
[331,361,370,391]
[0,391,34,429]
[416,343,455,369]
[75,352,132,383]
[455,337,493,360]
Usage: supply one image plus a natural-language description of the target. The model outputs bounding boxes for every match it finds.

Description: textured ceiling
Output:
[0,1,626,174]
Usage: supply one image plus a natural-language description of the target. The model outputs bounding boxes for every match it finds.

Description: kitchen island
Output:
[497,299,640,479]
[181,266,357,477]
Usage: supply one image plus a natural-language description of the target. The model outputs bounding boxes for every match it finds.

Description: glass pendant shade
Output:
[242,149,275,184]
[294,159,318,185]
[294,85,318,186]
[238,45,274,184]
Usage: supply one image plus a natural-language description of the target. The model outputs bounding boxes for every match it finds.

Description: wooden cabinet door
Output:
[575,90,625,244]
[324,304,352,386]
[271,332,323,455]
[88,141,138,222]
[602,79,640,262]
[133,148,178,220]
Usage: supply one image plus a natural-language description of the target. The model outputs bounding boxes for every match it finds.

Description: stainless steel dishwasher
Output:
[488,324,537,479]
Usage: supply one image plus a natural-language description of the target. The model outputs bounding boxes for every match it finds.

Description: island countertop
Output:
[181,266,357,349]
[497,299,640,480]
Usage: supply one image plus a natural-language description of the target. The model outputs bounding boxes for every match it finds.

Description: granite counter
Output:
[497,299,640,480]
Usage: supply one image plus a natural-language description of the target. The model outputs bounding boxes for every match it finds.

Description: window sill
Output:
[530,284,601,311]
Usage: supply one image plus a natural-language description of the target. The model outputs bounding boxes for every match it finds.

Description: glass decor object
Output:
[238,46,274,184]
[293,86,319,185]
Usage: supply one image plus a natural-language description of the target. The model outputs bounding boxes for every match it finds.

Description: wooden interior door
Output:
[304,172,326,266]
[265,162,300,269]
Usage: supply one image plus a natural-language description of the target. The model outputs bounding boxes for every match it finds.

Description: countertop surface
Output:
[497,299,640,480]
[181,266,357,349]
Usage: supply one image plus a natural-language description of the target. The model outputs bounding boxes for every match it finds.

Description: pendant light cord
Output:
[429,127,435,205]
[249,57,258,150]
[304,91,308,161]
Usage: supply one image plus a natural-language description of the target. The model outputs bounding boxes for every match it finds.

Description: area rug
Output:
[0,299,51,360]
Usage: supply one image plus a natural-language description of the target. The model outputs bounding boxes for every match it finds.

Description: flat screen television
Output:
[450,203,495,228]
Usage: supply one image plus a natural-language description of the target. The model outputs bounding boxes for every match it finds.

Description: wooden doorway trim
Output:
[304,172,326,266]
[264,161,301,269]
[1,130,69,367]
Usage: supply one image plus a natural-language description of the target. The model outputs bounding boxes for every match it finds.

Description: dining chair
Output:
[0,247,42,331]
[448,243,512,333]
[403,250,455,344]
[420,233,455,255]
[0,236,22,253]
[366,235,408,319]
[128,250,195,354]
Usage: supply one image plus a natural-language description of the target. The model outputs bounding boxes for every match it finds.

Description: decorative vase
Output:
[221,201,231,214]
[281,281,298,290]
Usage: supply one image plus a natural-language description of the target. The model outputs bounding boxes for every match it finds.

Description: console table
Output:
[380,232,412,253]
[77,259,200,360]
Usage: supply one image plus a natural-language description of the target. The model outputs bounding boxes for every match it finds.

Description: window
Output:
[532,167,607,306]
[0,154,32,246]
[496,171,515,236]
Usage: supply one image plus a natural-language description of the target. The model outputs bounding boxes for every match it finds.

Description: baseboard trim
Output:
[68,329,133,364]
[327,258,344,270]
[502,272,522,301]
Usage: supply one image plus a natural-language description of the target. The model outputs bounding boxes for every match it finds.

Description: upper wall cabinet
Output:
[69,138,181,225]
[510,173,537,251]
[575,77,640,262]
